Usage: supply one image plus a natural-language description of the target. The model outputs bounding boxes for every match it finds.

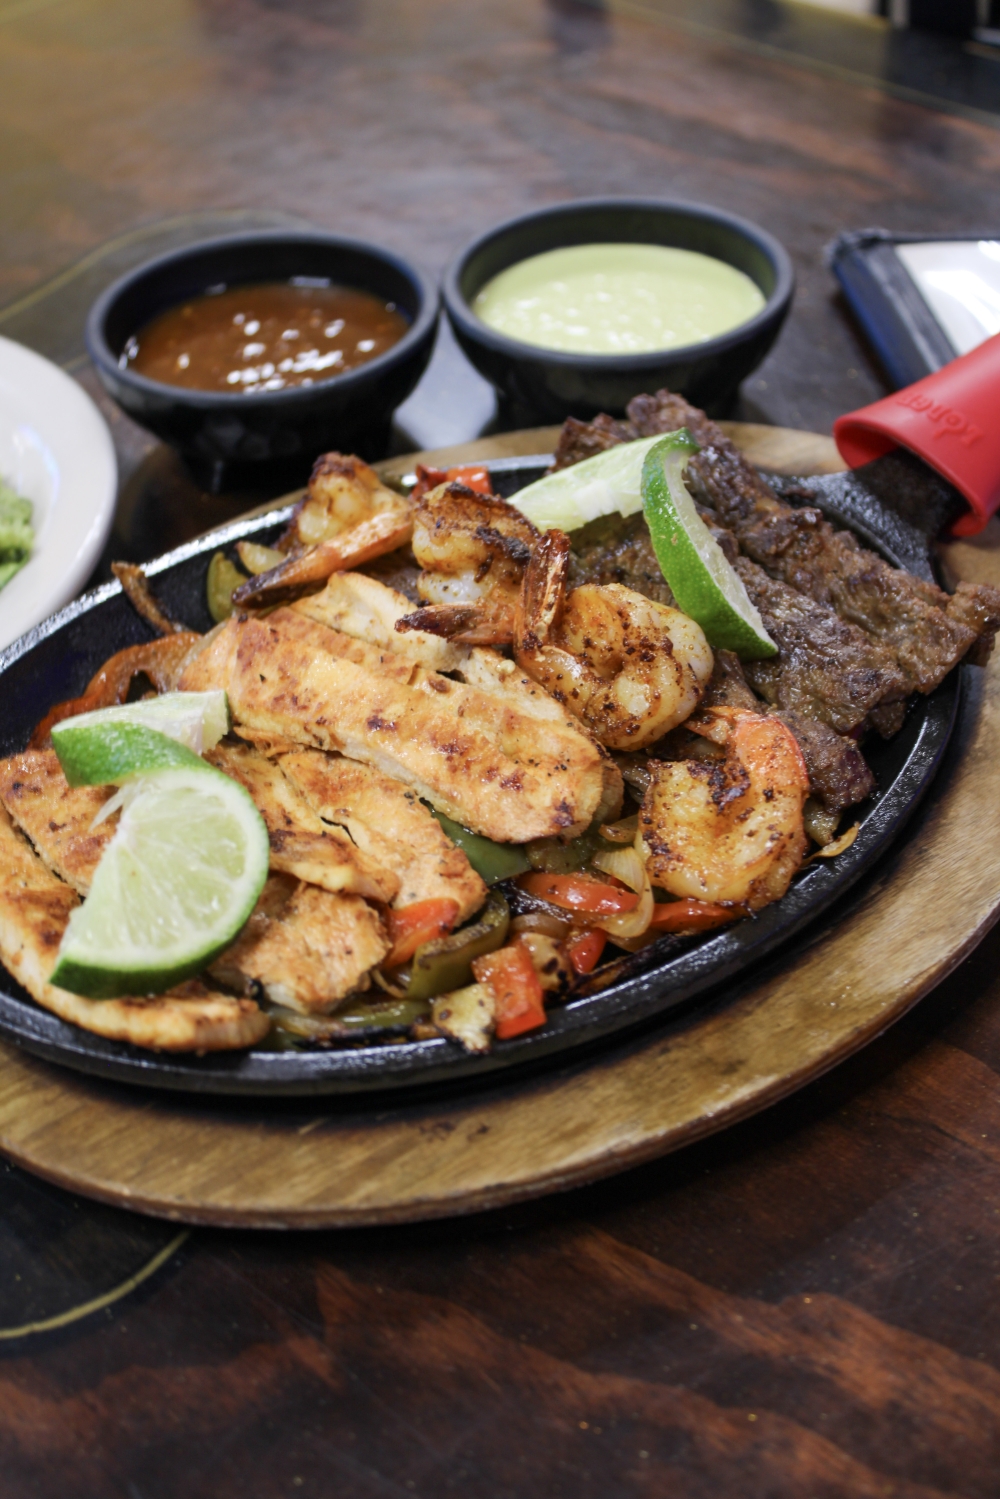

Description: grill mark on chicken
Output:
[0,750,116,895]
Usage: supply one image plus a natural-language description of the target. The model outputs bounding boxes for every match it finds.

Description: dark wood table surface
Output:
[4,2,1000,1493]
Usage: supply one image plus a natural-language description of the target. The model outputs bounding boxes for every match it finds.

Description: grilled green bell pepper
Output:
[525,825,605,874]
[429,808,530,884]
[271,995,431,1041]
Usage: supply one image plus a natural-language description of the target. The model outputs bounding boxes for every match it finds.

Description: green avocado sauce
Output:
[473,243,765,355]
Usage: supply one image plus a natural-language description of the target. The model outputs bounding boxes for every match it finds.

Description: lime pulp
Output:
[50,762,269,999]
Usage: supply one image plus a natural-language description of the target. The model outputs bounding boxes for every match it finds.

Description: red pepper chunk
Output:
[410,463,493,502]
[649,899,736,934]
[446,464,492,494]
[473,943,547,1040]
[519,872,639,917]
[565,928,608,975]
[386,898,459,968]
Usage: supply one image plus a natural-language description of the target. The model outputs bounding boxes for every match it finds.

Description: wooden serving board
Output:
[0,424,996,1230]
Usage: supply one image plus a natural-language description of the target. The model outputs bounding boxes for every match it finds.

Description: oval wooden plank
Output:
[0,423,992,1229]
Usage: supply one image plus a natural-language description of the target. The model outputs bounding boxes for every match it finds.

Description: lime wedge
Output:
[51,690,229,768]
[510,433,667,533]
[50,764,269,998]
[641,431,777,659]
[53,721,210,788]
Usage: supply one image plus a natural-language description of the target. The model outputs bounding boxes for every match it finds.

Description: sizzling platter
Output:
[0,394,986,1095]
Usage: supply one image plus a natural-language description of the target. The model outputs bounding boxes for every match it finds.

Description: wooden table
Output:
[4,2,1000,1493]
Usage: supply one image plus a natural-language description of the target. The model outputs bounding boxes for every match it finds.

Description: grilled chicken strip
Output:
[0,749,116,895]
[296,571,619,740]
[205,739,398,902]
[209,872,389,1014]
[0,744,397,905]
[277,750,486,920]
[0,805,268,1051]
[179,607,605,842]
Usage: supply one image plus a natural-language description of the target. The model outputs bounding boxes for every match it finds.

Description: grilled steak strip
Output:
[552,413,639,469]
[566,513,675,606]
[565,512,881,814]
[552,388,1000,817]
[734,557,907,735]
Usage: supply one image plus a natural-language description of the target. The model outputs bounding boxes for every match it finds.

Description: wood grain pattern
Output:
[0,422,992,1229]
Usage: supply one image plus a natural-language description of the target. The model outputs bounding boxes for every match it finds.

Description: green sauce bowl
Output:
[442,197,794,421]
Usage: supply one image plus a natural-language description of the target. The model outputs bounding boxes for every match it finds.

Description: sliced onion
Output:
[803,822,859,864]
[591,845,653,939]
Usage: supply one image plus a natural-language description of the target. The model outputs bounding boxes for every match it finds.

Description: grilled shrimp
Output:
[513,530,714,751]
[396,481,540,645]
[234,453,413,609]
[639,706,809,912]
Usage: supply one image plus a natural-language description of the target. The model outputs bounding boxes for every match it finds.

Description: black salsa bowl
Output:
[86,230,439,481]
[0,453,960,1097]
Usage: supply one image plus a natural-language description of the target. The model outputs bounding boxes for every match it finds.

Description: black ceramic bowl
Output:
[86,231,439,479]
[442,197,794,420]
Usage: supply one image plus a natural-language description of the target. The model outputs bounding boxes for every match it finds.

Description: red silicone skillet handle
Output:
[833,330,1000,537]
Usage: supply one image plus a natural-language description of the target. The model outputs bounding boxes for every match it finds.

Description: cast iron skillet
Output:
[0,451,962,1095]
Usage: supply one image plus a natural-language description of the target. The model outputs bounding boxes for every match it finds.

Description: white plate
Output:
[0,335,117,652]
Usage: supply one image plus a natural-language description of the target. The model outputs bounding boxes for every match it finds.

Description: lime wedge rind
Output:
[50,764,270,1000]
[641,432,777,660]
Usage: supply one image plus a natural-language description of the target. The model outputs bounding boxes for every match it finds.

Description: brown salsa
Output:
[122,280,409,394]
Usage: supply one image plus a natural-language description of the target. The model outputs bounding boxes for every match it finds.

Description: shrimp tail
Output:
[233,511,414,610]
[514,529,571,657]
[396,603,514,646]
